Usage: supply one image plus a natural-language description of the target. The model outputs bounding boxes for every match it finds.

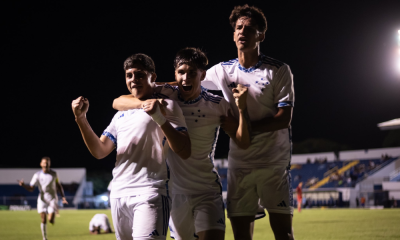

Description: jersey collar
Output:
[237,53,264,73]
[177,86,206,104]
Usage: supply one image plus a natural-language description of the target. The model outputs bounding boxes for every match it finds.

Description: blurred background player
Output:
[89,213,113,235]
[113,47,251,240]
[18,156,68,240]
[296,183,303,213]
[201,4,295,240]
[71,53,190,240]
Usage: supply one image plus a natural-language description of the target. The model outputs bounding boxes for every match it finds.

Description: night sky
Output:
[3,1,400,170]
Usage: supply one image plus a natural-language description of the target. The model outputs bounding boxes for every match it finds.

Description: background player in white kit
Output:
[89,213,113,235]
[113,48,251,240]
[201,5,295,240]
[18,156,68,240]
[71,53,190,240]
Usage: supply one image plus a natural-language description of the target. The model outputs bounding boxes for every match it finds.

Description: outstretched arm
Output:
[143,99,191,159]
[18,179,35,192]
[113,95,143,111]
[72,96,115,159]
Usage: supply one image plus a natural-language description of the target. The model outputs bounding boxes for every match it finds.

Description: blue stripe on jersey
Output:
[164,84,179,92]
[175,127,188,132]
[102,131,117,146]
[209,127,223,194]
[201,91,222,104]
[165,162,170,197]
[221,59,238,65]
[161,195,170,236]
[261,55,284,68]
[277,101,294,108]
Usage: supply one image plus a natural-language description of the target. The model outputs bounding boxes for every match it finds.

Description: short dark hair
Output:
[41,156,51,162]
[229,4,267,33]
[174,47,208,70]
[123,53,155,74]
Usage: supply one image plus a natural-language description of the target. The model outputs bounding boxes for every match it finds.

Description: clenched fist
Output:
[232,84,248,110]
[71,96,89,119]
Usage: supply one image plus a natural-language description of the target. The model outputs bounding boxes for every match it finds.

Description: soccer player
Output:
[89,213,113,234]
[18,156,68,240]
[296,182,303,213]
[113,47,251,240]
[201,5,295,240]
[71,53,190,240]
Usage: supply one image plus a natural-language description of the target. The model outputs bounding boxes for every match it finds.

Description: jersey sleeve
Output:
[273,64,295,108]
[29,173,38,187]
[102,113,118,146]
[219,97,231,116]
[202,65,223,90]
[163,99,187,131]
[157,84,179,100]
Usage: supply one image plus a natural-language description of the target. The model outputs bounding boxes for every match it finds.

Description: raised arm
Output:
[143,99,191,159]
[56,178,68,204]
[72,96,115,159]
[221,84,251,149]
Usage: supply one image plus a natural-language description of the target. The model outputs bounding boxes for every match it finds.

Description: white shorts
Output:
[110,193,169,240]
[37,197,58,214]
[169,193,225,240]
[227,165,293,217]
[89,214,112,231]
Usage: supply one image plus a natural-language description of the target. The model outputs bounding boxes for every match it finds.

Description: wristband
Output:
[150,105,167,126]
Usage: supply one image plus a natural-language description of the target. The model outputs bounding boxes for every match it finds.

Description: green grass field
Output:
[1,208,399,240]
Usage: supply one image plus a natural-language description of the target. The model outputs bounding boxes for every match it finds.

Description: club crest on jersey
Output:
[256,78,270,92]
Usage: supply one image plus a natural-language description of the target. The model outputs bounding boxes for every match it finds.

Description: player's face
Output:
[175,63,206,101]
[125,67,155,100]
[233,17,265,52]
[40,159,50,169]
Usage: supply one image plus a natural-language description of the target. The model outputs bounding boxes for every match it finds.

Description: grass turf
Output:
[0,208,399,239]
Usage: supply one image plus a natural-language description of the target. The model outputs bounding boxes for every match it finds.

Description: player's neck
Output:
[42,168,50,173]
[237,48,260,69]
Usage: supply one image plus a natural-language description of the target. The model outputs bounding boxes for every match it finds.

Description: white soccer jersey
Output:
[156,85,230,195]
[202,53,294,169]
[89,213,111,231]
[103,98,187,198]
[30,170,58,202]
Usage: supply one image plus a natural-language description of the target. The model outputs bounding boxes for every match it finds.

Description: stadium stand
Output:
[215,147,400,208]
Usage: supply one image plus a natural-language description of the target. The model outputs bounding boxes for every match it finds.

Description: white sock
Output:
[41,223,47,239]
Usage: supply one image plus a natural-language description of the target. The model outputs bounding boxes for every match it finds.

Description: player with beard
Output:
[113,47,250,240]
[18,157,68,240]
[201,5,295,240]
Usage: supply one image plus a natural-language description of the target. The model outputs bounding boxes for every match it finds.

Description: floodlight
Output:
[101,196,109,201]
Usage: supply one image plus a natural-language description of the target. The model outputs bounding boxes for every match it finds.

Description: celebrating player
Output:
[18,156,68,240]
[72,53,190,240]
[89,213,113,235]
[113,47,251,240]
[201,4,295,240]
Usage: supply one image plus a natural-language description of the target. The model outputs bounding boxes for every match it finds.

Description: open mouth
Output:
[182,86,193,91]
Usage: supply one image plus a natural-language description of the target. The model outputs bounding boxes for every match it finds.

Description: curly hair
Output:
[41,156,51,162]
[123,53,155,74]
[174,47,208,70]
[229,4,267,33]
